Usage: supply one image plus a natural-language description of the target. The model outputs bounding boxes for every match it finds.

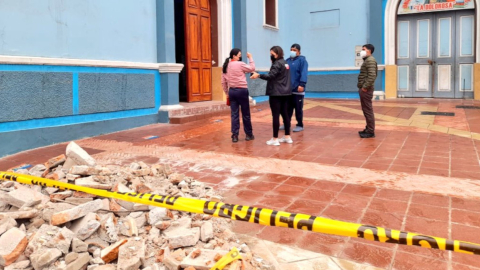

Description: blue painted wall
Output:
[0,65,160,133]
[0,0,157,62]
[245,0,370,69]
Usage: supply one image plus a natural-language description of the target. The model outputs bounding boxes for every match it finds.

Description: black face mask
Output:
[270,55,276,62]
[238,57,242,61]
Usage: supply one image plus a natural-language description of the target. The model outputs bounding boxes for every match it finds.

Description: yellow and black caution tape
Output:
[210,247,242,270]
[1,172,480,257]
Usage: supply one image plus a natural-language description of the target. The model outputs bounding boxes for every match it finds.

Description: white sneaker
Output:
[279,136,293,144]
[266,138,280,146]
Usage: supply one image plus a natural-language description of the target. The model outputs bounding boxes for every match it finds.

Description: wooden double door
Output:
[184,0,212,102]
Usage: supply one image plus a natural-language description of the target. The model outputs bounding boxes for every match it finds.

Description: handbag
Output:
[226,97,230,106]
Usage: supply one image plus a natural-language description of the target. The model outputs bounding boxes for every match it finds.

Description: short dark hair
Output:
[291,43,301,51]
[363,44,375,54]
[270,46,284,58]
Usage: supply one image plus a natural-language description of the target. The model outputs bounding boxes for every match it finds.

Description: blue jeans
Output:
[229,88,253,136]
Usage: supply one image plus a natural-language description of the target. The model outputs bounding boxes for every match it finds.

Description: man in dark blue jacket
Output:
[284,44,308,132]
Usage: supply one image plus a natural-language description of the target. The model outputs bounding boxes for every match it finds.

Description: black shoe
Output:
[358,129,368,134]
[232,135,239,143]
[360,132,375,138]
[246,135,255,141]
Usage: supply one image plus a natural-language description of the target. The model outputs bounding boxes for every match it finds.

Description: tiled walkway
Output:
[2,98,480,270]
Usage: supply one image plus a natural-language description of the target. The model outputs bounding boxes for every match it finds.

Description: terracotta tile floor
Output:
[2,98,480,269]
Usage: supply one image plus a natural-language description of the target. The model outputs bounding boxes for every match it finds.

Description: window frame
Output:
[263,0,279,31]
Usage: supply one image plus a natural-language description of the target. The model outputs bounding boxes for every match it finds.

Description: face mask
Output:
[270,55,276,62]
[290,51,297,58]
[238,56,242,61]
[360,51,367,58]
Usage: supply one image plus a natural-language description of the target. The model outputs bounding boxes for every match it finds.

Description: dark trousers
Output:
[229,88,253,136]
[288,94,304,127]
[269,96,291,138]
[359,89,375,133]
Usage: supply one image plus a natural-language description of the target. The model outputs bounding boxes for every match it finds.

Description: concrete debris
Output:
[70,213,101,240]
[30,248,62,270]
[66,141,96,167]
[100,239,128,264]
[51,199,104,226]
[66,252,90,270]
[0,143,268,270]
[0,217,17,236]
[0,228,28,266]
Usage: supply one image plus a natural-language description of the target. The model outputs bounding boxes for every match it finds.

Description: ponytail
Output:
[222,57,230,74]
[223,48,241,74]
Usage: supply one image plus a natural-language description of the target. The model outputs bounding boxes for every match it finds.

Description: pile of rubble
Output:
[0,142,273,270]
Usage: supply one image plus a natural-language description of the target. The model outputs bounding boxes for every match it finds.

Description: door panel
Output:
[184,0,212,102]
[434,12,455,98]
[455,11,475,98]
[437,65,452,92]
[416,65,430,92]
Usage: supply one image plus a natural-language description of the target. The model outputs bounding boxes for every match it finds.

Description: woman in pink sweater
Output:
[221,48,256,143]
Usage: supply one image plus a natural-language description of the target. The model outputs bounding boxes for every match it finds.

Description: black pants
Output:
[229,88,253,136]
[359,89,375,133]
[288,94,304,127]
[269,96,291,138]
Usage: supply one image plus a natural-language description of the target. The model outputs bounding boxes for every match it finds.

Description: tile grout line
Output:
[416,132,431,174]
[448,196,453,270]
[386,132,410,171]
[389,191,414,270]
[359,130,391,168]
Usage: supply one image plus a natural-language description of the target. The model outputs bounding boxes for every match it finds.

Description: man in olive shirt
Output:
[357,44,378,138]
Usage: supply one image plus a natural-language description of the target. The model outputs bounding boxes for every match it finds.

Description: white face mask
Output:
[360,51,367,58]
[290,51,297,58]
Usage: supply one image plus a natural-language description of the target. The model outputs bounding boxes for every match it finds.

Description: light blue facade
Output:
[245,0,371,69]
[243,0,385,96]
[0,0,157,62]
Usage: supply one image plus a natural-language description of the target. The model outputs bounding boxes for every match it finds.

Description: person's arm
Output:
[221,73,229,95]
[259,62,281,81]
[362,59,377,90]
[298,58,308,92]
[241,53,255,73]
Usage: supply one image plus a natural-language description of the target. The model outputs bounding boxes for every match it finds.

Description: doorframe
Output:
[385,0,480,65]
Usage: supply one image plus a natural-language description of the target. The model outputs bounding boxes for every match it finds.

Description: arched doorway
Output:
[174,0,232,102]
[385,0,480,99]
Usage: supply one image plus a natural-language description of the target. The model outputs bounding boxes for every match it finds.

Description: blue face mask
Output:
[290,51,297,58]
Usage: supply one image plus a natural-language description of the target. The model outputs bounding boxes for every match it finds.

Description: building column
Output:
[156,0,184,122]
[232,0,247,53]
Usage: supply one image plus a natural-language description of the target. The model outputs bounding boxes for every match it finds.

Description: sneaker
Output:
[232,135,239,143]
[359,132,375,138]
[279,125,285,130]
[279,136,293,144]
[246,135,255,141]
[293,126,304,132]
[266,138,280,146]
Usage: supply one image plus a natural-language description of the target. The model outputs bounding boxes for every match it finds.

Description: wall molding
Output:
[0,55,184,73]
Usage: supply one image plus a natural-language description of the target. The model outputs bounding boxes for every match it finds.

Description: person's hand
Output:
[298,86,305,92]
[250,72,260,79]
[246,52,252,59]
[361,88,367,92]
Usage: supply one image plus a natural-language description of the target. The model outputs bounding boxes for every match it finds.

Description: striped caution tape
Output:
[1,172,480,257]
[210,247,242,270]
